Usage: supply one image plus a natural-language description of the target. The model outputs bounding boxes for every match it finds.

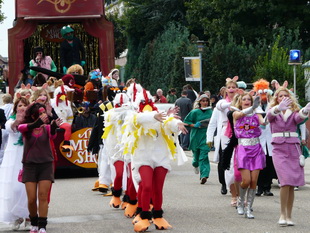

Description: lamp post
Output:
[197,40,205,92]
[288,49,302,95]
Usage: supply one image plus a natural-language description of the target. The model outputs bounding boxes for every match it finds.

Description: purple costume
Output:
[267,108,306,187]
[234,114,266,171]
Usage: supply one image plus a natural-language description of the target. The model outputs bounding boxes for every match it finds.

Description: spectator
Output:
[204,90,211,98]
[154,89,167,103]
[166,88,177,103]
[175,90,193,150]
[14,67,33,91]
[210,95,218,109]
[270,79,278,94]
[183,84,197,103]
[0,94,13,163]
[217,86,226,100]
[29,46,57,80]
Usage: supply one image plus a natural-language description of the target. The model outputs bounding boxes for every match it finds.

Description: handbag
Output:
[18,169,23,182]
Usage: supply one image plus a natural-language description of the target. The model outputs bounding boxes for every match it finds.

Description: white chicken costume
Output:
[50,85,74,152]
[122,89,187,232]
[102,92,136,210]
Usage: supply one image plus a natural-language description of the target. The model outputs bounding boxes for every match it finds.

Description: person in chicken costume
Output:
[102,91,136,209]
[122,89,187,232]
[50,85,74,152]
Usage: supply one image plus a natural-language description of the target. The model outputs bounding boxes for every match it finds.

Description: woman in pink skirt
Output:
[267,87,310,226]
[232,93,266,219]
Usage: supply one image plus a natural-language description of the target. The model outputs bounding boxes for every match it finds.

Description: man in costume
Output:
[60,25,86,74]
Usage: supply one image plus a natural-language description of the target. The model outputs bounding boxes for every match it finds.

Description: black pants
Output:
[217,143,226,186]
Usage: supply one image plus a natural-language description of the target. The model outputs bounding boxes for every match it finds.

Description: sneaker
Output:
[24,218,31,230]
[38,228,47,233]
[193,167,199,174]
[30,226,39,233]
[200,177,207,184]
[11,218,24,230]
[294,186,299,191]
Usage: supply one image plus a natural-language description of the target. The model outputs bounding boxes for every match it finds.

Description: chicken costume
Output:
[50,85,74,152]
[102,92,136,210]
[122,89,187,232]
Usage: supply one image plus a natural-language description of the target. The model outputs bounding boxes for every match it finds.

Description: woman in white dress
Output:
[0,96,30,230]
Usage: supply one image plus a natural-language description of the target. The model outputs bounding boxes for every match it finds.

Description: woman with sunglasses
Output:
[29,46,57,81]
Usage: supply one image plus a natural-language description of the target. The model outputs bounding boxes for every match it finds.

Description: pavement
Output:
[0,151,310,233]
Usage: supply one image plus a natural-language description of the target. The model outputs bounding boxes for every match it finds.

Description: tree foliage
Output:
[185,0,310,48]
[0,0,5,23]
[115,0,310,100]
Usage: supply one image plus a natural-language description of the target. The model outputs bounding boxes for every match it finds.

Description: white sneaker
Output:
[193,167,199,174]
[11,218,24,230]
[30,225,39,233]
[24,218,31,230]
[38,228,47,233]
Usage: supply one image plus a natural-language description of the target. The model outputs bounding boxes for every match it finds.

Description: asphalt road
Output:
[1,151,310,233]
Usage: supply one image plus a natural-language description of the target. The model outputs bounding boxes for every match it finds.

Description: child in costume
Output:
[18,103,61,233]
[267,87,310,226]
[0,96,30,230]
[123,89,187,232]
[184,94,212,184]
[232,93,266,218]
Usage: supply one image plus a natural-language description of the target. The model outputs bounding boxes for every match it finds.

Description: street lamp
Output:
[288,49,302,95]
[197,40,205,92]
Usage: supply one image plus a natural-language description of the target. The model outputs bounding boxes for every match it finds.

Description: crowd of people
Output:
[0,50,309,233]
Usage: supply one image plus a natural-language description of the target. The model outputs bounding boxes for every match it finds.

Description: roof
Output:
[0,55,8,64]
[302,60,310,68]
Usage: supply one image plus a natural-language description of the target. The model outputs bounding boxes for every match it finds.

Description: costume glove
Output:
[63,66,67,74]
[81,61,86,66]
[277,97,292,111]
[27,118,44,130]
[207,142,213,148]
[302,102,310,114]
[252,96,260,109]
[194,122,201,128]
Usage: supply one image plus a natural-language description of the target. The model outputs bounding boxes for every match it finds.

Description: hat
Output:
[197,94,209,102]
[62,74,75,88]
[60,25,74,37]
[89,69,101,80]
[237,81,247,90]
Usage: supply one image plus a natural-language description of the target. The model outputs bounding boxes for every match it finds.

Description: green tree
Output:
[0,0,5,23]
[254,35,306,104]
[131,22,195,95]
[185,0,310,49]
[122,0,187,80]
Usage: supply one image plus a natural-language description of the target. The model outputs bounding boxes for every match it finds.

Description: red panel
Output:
[17,0,104,17]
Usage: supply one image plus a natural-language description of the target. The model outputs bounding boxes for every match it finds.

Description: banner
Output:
[184,57,201,81]
[60,128,97,168]
[17,0,103,17]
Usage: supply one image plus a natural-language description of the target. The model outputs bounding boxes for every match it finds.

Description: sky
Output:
[0,0,15,57]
